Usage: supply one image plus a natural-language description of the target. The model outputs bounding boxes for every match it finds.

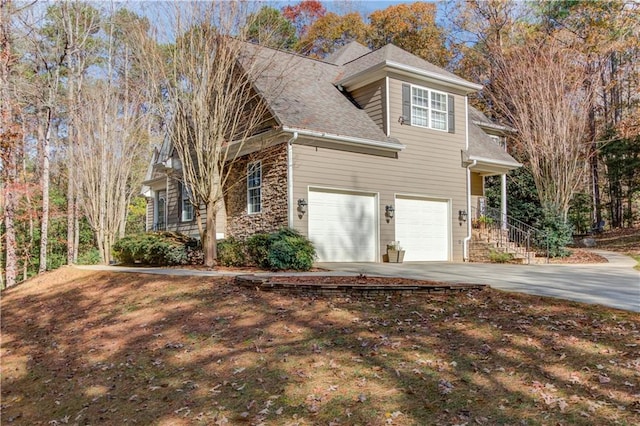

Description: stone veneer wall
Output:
[225,142,288,239]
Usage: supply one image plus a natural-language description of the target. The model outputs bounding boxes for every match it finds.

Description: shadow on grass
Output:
[1,268,639,425]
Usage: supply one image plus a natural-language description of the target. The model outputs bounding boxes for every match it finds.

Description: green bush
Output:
[113,232,200,266]
[77,248,102,265]
[266,228,316,271]
[535,208,573,258]
[217,237,246,267]
[246,233,272,268]
[488,250,513,263]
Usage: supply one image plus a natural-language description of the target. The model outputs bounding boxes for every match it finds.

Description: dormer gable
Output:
[335,44,481,94]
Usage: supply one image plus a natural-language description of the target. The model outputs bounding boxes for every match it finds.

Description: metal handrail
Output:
[471,206,549,263]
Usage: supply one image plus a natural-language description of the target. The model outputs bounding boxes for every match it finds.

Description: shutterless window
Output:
[181,183,194,222]
[247,161,262,214]
[410,85,448,131]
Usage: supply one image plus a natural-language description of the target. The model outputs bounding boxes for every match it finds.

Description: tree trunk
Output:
[66,98,75,264]
[3,184,17,288]
[203,199,218,268]
[38,110,52,273]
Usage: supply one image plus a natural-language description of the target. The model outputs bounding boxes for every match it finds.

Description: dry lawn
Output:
[594,227,640,268]
[2,267,639,425]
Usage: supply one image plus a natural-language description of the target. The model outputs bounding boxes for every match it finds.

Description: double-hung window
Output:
[180,183,194,222]
[247,161,262,214]
[407,84,450,132]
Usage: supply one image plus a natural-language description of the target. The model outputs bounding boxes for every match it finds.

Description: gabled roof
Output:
[325,41,371,66]
[239,41,403,151]
[335,44,482,93]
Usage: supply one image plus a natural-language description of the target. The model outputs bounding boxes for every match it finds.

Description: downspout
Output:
[463,160,477,261]
[463,96,473,261]
[287,131,299,228]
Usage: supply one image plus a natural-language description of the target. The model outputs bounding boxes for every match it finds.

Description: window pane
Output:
[248,188,261,213]
[412,87,428,108]
[247,162,262,214]
[431,91,447,112]
[412,106,428,127]
[431,111,447,130]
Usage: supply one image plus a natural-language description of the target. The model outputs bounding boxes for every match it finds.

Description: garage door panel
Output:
[309,190,377,262]
[396,197,449,261]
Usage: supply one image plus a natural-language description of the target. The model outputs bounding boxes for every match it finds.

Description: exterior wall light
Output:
[458,209,468,224]
[398,115,406,125]
[297,198,308,216]
[385,204,395,223]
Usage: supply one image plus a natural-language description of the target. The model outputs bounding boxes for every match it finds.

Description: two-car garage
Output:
[307,188,450,262]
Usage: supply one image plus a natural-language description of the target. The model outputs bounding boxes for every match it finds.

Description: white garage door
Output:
[308,189,377,262]
[395,196,449,261]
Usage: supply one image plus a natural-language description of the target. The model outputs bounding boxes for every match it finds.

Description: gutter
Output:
[281,126,405,152]
[467,155,522,169]
[463,159,477,262]
[287,132,299,228]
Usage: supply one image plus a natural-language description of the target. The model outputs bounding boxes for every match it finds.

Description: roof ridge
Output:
[240,39,338,67]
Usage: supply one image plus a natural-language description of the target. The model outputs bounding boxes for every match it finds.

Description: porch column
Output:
[501,173,508,230]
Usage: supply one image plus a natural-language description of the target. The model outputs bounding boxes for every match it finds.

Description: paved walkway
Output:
[75,250,639,312]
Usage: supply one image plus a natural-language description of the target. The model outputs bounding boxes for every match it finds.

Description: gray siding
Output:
[291,76,469,261]
[146,198,154,231]
[151,174,226,239]
[351,81,385,133]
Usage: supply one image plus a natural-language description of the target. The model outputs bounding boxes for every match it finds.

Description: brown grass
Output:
[2,267,639,425]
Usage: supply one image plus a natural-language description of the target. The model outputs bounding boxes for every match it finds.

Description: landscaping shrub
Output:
[535,208,573,258]
[217,237,246,267]
[77,248,102,265]
[266,228,316,271]
[113,232,200,266]
[246,233,272,268]
[488,249,513,263]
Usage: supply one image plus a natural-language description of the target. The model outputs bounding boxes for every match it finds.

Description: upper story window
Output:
[247,161,262,214]
[410,85,448,131]
[402,83,454,133]
[180,183,194,222]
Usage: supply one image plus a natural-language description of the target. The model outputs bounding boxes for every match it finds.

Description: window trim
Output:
[247,161,262,214]
[155,189,167,231]
[409,84,449,132]
[180,182,194,222]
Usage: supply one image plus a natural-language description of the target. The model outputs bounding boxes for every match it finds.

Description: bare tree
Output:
[52,1,100,264]
[73,7,150,264]
[488,35,596,221]
[134,2,284,267]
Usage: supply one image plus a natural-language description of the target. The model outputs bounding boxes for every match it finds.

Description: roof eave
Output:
[282,126,405,152]
[467,155,522,174]
[337,60,482,94]
[473,120,516,134]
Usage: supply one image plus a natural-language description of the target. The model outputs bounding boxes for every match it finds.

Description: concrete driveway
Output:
[318,251,640,313]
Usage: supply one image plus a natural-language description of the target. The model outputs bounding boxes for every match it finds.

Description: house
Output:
[141,41,521,263]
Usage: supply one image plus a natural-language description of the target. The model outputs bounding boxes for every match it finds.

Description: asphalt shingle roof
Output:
[325,41,371,66]
[337,43,477,88]
[240,41,400,145]
[467,121,520,166]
